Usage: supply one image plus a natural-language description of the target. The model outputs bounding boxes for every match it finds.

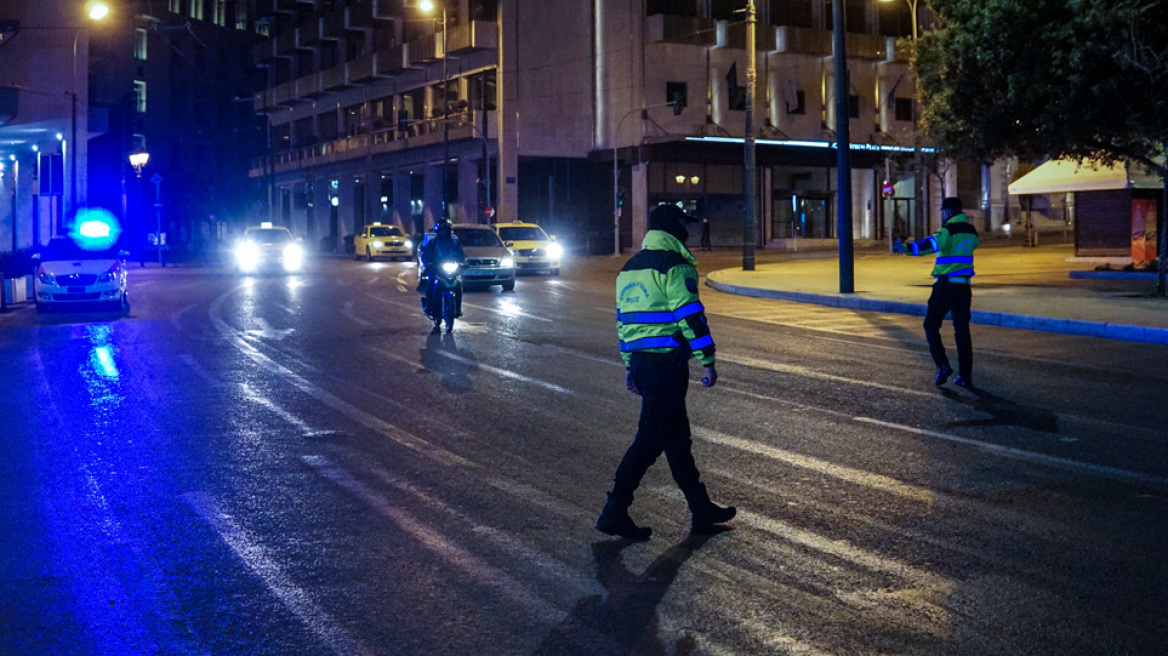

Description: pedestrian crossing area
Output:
[703,291,923,341]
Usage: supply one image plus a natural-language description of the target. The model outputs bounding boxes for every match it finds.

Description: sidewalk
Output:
[706,243,1168,345]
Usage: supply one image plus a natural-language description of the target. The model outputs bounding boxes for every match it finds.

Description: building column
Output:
[458,155,480,224]
[392,168,412,234]
[424,162,442,230]
[630,162,648,245]
[496,0,519,223]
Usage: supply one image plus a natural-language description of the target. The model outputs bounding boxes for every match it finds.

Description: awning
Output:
[1008,158,1163,195]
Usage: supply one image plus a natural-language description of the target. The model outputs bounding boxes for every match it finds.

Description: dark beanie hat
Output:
[941,197,963,214]
[648,204,696,240]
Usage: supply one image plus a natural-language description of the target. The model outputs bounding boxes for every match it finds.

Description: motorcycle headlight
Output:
[283,243,304,271]
[546,242,564,260]
[441,261,459,274]
[235,242,260,272]
[500,256,515,269]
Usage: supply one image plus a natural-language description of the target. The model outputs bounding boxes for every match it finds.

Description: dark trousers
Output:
[923,279,973,378]
[610,350,704,504]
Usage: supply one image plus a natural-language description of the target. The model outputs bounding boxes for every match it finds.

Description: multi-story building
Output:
[0,0,264,258]
[254,0,1010,257]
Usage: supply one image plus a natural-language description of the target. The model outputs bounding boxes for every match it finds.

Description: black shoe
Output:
[595,511,652,541]
[934,365,954,387]
[954,375,973,389]
[691,504,736,534]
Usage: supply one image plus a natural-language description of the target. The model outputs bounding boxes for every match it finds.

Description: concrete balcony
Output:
[719,21,778,50]
[407,32,441,65]
[646,14,718,47]
[320,64,355,91]
[775,26,890,60]
[446,21,497,54]
[255,0,300,18]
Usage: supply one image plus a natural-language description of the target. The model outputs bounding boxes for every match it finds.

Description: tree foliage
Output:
[915,0,1168,176]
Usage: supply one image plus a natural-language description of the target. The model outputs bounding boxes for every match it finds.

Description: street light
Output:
[419,0,451,223]
[128,150,156,266]
[69,2,111,226]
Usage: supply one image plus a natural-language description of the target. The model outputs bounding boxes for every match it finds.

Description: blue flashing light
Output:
[70,207,122,250]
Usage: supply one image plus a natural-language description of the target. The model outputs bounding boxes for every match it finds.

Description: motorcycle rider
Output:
[418,220,467,318]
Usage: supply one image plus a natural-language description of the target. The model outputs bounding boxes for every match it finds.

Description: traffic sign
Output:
[484,206,495,219]
[882,182,894,197]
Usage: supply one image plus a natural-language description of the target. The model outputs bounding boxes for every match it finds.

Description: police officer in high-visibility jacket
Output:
[595,205,736,540]
[897,196,980,388]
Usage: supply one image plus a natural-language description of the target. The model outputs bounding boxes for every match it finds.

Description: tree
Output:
[915,0,1168,293]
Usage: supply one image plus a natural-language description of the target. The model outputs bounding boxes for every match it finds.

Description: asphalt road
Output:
[2,252,1166,655]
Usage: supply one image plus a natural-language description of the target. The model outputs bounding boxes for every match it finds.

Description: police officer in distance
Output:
[896,196,980,388]
[595,204,736,540]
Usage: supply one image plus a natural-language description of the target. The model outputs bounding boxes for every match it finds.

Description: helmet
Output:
[436,222,453,239]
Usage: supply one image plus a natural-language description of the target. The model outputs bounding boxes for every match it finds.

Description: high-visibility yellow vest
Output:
[616,231,716,366]
[908,214,980,281]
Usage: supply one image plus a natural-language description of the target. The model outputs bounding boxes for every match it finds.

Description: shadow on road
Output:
[532,533,722,655]
[941,386,1060,434]
[418,331,477,393]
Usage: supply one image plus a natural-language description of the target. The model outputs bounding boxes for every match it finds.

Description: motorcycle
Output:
[422,259,463,333]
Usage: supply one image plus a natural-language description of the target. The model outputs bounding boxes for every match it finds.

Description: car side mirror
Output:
[549,235,557,241]
[31,253,41,262]
[296,236,304,242]
[505,241,515,248]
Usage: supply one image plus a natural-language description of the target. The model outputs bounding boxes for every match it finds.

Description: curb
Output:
[705,276,1168,346]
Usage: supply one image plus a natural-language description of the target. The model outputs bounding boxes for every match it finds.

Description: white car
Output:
[34,236,130,313]
[235,224,305,274]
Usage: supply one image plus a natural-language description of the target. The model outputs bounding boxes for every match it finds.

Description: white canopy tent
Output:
[1008,159,1162,195]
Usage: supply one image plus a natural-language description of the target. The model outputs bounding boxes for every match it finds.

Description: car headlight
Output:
[546,242,564,260]
[371,240,384,248]
[500,256,515,269]
[283,243,304,271]
[235,242,260,271]
[404,239,413,250]
[37,266,56,286]
[441,261,459,274]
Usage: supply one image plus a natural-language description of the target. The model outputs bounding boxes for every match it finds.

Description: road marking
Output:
[718,353,938,399]
[340,301,372,327]
[210,288,473,467]
[695,427,935,503]
[179,354,224,388]
[437,349,572,394]
[240,382,335,437]
[462,300,553,322]
[853,416,1168,491]
[183,491,377,656]
[302,456,564,625]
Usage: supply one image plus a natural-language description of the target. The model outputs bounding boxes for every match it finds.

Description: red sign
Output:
[484,206,495,219]
[882,182,895,197]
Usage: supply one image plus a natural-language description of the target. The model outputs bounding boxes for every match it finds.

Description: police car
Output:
[493,221,562,275]
[354,222,412,261]
[33,214,130,313]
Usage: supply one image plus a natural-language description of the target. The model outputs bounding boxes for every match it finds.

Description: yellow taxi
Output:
[354,222,413,261]
[492,221,562,275]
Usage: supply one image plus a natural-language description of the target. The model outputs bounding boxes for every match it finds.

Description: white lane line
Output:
[718,353,938,399]
[180,354,225,388]
[302,456,564,625]
[183,492,377,656]
[394,270,413,294]
[461,301,553,322]
[854,416,1168,491]
[210,288,473,468]
[340,301,373,327]
[373,347,571,394]
[695,427,935,503]
[240,382,335,437]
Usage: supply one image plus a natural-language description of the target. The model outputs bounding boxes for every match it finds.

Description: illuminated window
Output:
[235,0,248,30]
[189,0,204,20]
[133,80,147,113]
[134,28,147,60]
[213,0,226,25]
[169,0,181,12]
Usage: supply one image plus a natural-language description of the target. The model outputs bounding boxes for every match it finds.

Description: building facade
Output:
[253,0,1019,258]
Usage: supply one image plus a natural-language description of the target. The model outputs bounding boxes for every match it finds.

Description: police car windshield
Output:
[453,228,503,247]
[246,229,292,245]
[497,226,547,241]
[42,237,121,261]
[369,226,402,237]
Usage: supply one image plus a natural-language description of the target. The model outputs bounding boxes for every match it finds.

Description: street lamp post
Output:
[833,0,854,293]
[420,0,450,222]
[743,0,757,271]
[129,150,150,266]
